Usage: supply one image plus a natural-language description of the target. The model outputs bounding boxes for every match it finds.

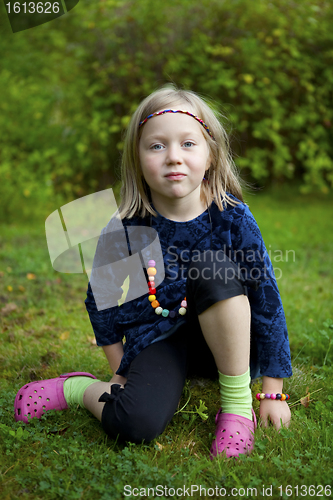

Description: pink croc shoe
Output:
[210,408,257,459]
[14,372,97,423]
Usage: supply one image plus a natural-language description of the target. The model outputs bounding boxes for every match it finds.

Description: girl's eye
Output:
[183,141,194,147]
[151,144,164,150]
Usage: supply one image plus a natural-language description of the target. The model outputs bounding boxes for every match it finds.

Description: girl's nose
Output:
[166,144,182,164]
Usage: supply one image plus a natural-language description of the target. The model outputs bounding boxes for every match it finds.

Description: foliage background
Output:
[0,0,333,223]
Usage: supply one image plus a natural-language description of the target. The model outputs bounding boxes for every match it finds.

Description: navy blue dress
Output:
[85,196,292,381]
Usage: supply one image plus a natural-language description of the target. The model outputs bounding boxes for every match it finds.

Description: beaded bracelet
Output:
[256,393,290,401]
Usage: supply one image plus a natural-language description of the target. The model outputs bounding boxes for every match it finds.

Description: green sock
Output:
[218,368,253,420]
[63,376,100,408]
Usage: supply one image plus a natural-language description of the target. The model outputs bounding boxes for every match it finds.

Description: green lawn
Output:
[0,187,332,500]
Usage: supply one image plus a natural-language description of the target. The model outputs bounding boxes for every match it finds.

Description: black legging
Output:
[100,251,251,443]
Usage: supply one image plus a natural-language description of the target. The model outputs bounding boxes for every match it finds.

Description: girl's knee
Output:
[187,251,244,295]
[102,404,167,443]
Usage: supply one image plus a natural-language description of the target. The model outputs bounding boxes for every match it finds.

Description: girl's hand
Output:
[259,398,291,429]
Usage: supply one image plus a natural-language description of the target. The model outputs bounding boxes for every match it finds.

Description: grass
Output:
[0,186,332,500]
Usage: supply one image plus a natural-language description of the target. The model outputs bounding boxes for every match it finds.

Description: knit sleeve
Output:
[85,281,124,346]
[84,215,129,346]
[232,204,292,379]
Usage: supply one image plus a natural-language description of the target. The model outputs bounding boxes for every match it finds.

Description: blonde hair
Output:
[119,84,244,219]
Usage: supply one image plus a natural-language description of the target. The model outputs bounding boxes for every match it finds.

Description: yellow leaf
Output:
[60,331,70,340]
[87,336,97,345]
[301,386,310,408]
[7,285,13,292]
[243,74,254,84]
[1,302,17,315]
[18,285,25,292]
[26,273,36,280]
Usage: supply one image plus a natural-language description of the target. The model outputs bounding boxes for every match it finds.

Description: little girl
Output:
[14,85,292,459]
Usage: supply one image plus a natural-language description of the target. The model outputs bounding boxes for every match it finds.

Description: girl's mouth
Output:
[165,173,186,180]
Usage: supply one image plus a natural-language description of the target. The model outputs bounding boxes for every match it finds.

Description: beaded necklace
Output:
[145,206,213,319]
[146,259,187,318]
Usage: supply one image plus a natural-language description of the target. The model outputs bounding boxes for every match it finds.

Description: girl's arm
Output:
[259,376,291,429]
[103,342,127,386]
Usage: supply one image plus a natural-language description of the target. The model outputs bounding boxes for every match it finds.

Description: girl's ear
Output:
[205,160,212,174]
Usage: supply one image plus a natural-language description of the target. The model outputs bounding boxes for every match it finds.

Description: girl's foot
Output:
[210,408,256,459]
[14,372,97,423]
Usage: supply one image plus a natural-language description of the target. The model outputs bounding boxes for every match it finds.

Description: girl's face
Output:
[139,110,211,215]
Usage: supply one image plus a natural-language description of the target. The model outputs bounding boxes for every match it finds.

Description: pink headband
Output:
[139,109,215,140]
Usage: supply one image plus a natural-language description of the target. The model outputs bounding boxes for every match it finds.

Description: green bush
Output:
[0,0,332,221]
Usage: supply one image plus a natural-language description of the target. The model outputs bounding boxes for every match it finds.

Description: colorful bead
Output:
[147,261,186,318]
[256,393,290,401]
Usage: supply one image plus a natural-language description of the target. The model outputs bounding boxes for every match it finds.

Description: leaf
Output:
[26,273,36,280]
[60,331,70,340]
[87,336,97,345]
[301,387,311,407]
[16,426,23,439]
[195,400,209,420]
[1,302,17,316]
